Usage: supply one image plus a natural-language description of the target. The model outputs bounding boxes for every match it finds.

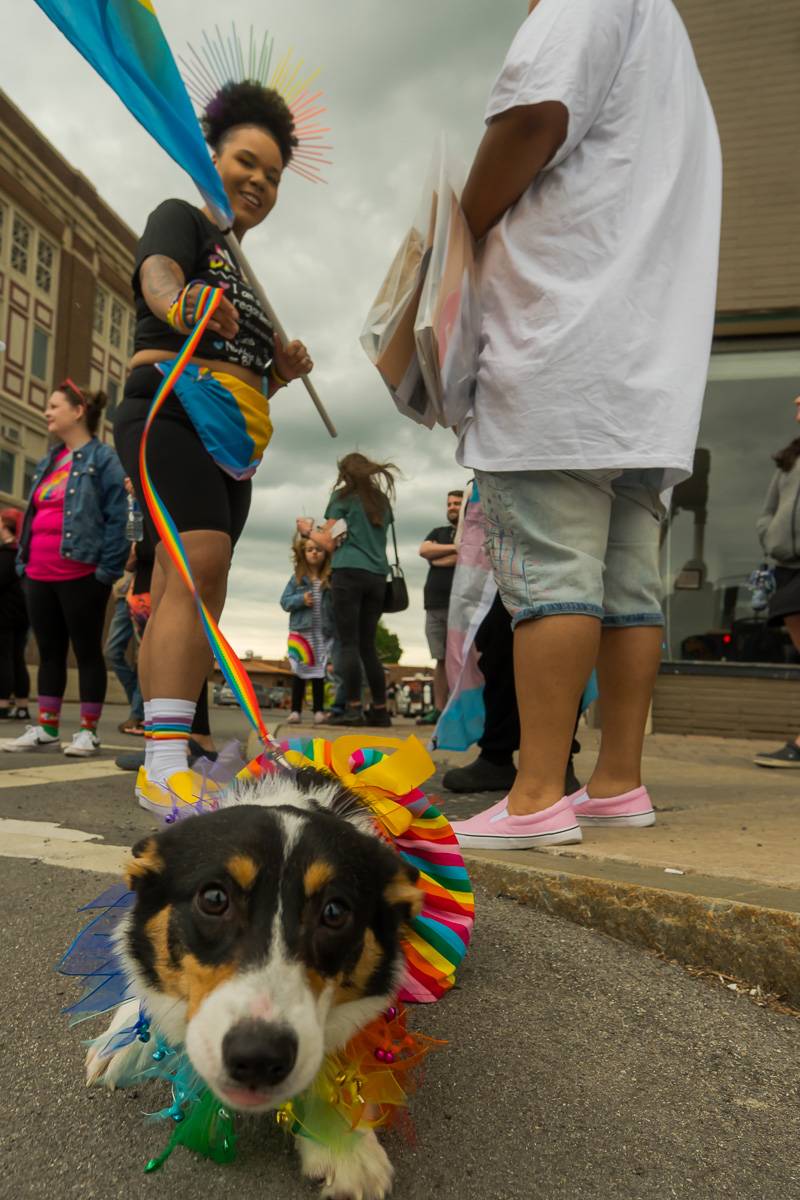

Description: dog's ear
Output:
[383,859,423,922]
[124,834,165,892]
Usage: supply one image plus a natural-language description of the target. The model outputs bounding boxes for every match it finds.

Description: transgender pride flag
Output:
[432,483,497,753]
[432,482,598,752]
[33,0,233,228]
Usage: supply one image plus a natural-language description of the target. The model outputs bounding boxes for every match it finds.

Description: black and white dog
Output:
[88,766,423,1199]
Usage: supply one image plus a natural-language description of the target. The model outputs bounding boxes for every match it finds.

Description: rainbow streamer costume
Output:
[57,731,474,1169]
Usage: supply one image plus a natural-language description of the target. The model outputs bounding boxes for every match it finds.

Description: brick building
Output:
[0,87,136,508]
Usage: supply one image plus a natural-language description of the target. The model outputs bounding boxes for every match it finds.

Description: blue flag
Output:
[33,0,233,228]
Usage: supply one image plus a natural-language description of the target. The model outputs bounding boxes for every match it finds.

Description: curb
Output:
[462,853,800,1006]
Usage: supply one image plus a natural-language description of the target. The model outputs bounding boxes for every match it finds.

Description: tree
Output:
[376,621,402,664]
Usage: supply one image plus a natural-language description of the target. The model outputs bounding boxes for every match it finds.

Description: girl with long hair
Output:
[114,81,313,812]
[280,533,334,724]
[4,382,128,756]
[323,452,398,727]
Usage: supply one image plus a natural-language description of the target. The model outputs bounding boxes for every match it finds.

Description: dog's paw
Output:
[85,999,151,1089]
[299,1129,394,1200]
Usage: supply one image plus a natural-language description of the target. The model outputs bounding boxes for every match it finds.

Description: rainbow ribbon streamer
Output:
[137,285,271,747]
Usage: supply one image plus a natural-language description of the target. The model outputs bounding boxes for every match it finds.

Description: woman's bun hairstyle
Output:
[202,81,298,167]
[58,379,107,436]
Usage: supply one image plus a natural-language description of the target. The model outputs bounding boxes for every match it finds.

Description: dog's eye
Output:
[196,884,229,917]
[320,899,350,930]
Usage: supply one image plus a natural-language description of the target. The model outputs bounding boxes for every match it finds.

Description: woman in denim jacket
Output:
[3,380,128,758]
[281,535,335,724]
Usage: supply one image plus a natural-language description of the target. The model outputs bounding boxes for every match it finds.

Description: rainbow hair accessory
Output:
[138,284,271,748]
[287,632,315,666]
[180,24,332,184]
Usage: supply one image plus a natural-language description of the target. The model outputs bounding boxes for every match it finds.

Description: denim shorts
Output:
[475,469,666,630]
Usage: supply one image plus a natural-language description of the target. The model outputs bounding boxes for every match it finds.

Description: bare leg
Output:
[586,625,663,798]
[138,531,231,702]
[433,660,448,712]
[507,614,600,816]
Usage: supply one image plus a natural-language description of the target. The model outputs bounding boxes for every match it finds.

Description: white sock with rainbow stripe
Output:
[146,698,196,785]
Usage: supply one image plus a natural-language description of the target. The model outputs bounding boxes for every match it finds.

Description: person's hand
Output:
[183,284,239,341]
[296,516,314,537]
[272,334,313,383]
[303,591,313,607]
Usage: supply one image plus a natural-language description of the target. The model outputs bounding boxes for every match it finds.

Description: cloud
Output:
[4,1,526,661]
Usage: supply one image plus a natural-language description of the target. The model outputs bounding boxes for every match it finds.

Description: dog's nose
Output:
[222,1021,298,1089]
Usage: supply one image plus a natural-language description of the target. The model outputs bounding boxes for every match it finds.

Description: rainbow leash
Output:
[137,285,271,747]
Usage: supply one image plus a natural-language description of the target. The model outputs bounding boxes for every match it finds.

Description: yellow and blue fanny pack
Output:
[159,361,273,481]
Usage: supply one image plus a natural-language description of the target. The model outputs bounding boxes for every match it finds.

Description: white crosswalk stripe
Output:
[0,816,127,872]
[0,759,124,789]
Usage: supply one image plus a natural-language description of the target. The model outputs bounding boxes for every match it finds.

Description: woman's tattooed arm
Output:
[139,255,185,321]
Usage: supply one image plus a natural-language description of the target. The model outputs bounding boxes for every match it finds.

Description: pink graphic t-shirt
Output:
[26,448,97,582]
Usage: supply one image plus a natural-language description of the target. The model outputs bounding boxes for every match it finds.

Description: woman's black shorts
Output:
[114,365,252,546]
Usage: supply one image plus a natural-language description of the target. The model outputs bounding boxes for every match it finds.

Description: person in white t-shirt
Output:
[451,0,721,852]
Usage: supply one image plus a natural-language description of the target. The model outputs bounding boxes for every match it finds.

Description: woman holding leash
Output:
[114,82,313,812]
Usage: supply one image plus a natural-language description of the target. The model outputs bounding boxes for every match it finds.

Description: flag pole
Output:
[218,225,338,438]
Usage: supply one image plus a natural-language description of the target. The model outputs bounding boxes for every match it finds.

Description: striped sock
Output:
[80,702,103,733]
[38,695,62,738]
[147,698,196,785]
[143,700,153,774]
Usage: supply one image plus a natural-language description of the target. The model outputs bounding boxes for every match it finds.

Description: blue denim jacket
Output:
[280,574,335,638]
[17,438,129,585]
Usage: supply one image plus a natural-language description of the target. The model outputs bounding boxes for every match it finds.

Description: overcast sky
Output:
[5,1,527,665]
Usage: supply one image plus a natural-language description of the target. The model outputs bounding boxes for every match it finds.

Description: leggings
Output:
[330,568,386,706]
[0,627,30,701]
[291,675,325,713]
[25,574,111,703]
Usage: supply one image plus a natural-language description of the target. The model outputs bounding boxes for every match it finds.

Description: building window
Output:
[30,326,50,381]
[36,237,55,294]
[11,214,30,275]
[106,377,119,418]
[127,313,136,357]
[23,458,37,500]
[0,449,15,495]
[662,346,800,667]
[110,298,124,349]
[93,286,107,336]
[0,203,5,260]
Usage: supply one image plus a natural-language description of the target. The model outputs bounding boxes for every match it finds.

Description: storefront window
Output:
[662,345,800,665]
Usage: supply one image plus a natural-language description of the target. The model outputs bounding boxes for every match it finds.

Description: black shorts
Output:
[114,365,252,546]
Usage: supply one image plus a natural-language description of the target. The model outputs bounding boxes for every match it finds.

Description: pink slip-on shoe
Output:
[572,786,655,827]
[451,795,582,850]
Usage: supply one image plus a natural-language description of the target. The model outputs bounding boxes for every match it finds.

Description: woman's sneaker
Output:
[572,785,656,827]
[452,795,582,850]
[135,767,218,815]
[63,729,101,757]
[287,711,302,724]
[753,742,800,768]
[0,724,60,752]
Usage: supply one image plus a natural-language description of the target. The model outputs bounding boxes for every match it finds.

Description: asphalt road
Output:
[1,707,798,1199]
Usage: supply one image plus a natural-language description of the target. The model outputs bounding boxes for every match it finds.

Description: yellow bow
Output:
[283,734,435,838]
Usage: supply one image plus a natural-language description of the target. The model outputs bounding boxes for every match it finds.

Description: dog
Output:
[86,764,424,1200]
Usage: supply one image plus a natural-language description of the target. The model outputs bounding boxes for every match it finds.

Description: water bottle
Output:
[126,494,144,542]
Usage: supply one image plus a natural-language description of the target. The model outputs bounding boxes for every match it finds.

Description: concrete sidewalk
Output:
[430,727,800,1005]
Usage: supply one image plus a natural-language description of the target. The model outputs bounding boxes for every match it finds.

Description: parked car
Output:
[214,681,272,707]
